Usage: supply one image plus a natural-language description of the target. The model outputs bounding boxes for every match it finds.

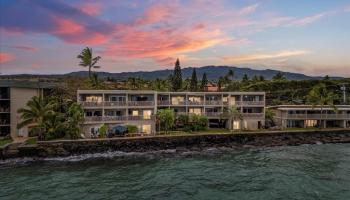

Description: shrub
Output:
[126,124,138,133]
[99,124,108,138]
[177,114,189,127]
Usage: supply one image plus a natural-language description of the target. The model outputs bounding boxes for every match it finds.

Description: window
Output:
[142,125,152,134]
[171,96,184,105]
[233,121,240,130]
[189,96,201,103]
[305,120,317,127]
[143,110,152,119]
[86,96,102,102]
[132,110,139,116]
[189,108,201,115]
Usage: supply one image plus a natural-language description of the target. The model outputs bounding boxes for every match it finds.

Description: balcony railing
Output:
[128,101,154,106]
[174,112,264,118]
[84,115,155,122]
[80,100,265,107]
[80,101,103,107]
[104,101,127,107]
[285,114,350,120]
[81,101,155,107]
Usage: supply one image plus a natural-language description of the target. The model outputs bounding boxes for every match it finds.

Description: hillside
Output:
[0,66,343,80]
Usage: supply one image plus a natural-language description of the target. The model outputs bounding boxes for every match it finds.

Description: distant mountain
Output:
[1,66,343,81]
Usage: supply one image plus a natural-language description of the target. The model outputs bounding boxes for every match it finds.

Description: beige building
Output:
[78,90,266,137]
[270,105,350,129]
[0,80,55,139]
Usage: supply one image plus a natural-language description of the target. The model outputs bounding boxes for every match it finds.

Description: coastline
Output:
[2,129,350,160]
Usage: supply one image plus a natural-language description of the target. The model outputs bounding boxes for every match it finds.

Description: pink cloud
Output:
[80,2,103,16]
[0,52,15,63]
[9,45,38,52]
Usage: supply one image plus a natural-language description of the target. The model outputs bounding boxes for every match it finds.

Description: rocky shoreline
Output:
[2,129,350,159]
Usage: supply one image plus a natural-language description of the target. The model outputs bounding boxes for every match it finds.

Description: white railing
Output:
[104,101,127,107]
[128,101,154,106]
[80,100,265,107]
[80,101,103,107]
[84,115,155,122]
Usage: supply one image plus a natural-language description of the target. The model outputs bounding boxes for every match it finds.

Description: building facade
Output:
[270,105,350,129]
[0,80,55,139]
[78,90,265,137]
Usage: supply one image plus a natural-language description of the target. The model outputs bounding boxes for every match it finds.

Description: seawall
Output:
[2,129,350,159]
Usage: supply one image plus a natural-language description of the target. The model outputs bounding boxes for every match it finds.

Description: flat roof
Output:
[0,80,59,89]
[269,105,350,111]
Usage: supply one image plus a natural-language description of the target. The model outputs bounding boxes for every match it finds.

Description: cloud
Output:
[289,11,335,27]
[80,2,103,16]
[223,50,310,63]
[0,0,114,45]
[9,45,38,52]
[0,52,15,63]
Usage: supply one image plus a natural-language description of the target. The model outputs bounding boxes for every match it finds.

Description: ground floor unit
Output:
[81,117,265,138]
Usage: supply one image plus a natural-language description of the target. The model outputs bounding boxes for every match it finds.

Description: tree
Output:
[190,68,198,91]
[242,74,249,83]
[227,69,235,81]
[272,72,286,81]
[156,109,175,134]
[89,73,104,89]
[307,83,336,128]
[172,58,182,91]
[42,112,66,140]
[227,105,243,130]
[77,47,101,79]
[200,72,208,91]
[65,103,84,139]
[17,96,56,140]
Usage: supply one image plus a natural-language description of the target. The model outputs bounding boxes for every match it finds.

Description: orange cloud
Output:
[0,52,15,63]
[223,50,310,63]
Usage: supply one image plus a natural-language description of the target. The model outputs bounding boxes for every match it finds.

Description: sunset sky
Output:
[1,0,350,76]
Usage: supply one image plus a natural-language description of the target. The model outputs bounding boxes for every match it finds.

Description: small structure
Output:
[204,82,219,92]
[0,80,57,139]
[270,105,350,129]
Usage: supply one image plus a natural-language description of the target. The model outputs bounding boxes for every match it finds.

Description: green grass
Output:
[25,137,37,145]
[0,138,13,147]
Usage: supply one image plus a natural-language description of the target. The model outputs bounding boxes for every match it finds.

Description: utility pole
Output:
[340,84,346,104]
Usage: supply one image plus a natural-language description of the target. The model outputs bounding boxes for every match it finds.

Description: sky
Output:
[0,0,350,76]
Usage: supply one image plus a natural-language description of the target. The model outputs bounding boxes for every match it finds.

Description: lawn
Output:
[0,138,13,147]
[25,137,37,145]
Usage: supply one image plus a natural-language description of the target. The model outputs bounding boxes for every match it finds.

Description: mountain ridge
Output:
[1,66,343,80]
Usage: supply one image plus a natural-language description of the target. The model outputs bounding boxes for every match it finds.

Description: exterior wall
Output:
[10,88,41,138]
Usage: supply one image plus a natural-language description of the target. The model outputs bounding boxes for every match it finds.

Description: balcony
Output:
[285,114,350,120]
[236,101,265,106]
[205,100,222,105]
[84,115,155,122]
[104,101,127,107]
[128,101,154,106]
[81,101,155,107]
[80,101,103,107]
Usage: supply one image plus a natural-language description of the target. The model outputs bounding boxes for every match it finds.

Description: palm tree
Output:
[17,96,55,140]
[66,103,84,139]
[42,113,66,140]
[77,47,101,79]
[227,105,243,131]
[307,83,336,128]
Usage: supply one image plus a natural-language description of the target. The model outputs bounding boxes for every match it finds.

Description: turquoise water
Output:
[1,144,350,200]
